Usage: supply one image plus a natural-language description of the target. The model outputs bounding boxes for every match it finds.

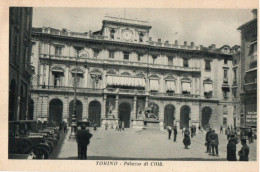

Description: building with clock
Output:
[29,16,237,130]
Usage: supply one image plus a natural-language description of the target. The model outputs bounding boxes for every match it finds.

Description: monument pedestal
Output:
[101,117,118,128]
[132,118,144,129]
[142,119,160,130]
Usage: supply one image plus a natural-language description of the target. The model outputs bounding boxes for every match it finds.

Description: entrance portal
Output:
[202,107,212,128]
[49,99,63,125]
[164,104,175,127]
[180,105,191,129]
[119,102,131,128]
[88,101,101,127]
[69,100,83,126]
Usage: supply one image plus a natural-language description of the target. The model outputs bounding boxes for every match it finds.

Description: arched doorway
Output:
[69,100,83,126]
[180,105,191,129]
[119,102,131,128]
[28,99,34,120]
[49,99,63,125]
[164,104,175,127]
[88,101,101,127]
[202,107,212,128]
[149,102,159,117]
[9,79,16,121]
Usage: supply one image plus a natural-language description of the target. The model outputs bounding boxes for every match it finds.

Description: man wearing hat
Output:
[227,134,238,161]
[76,124,93,159]
[238,137,249,161]
[205,128,212,153]
[208,129,219,156]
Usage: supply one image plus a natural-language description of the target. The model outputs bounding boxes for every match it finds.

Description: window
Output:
[223,105,227,114]
[93,50,99,58]
[233,69,237,84]
[223,90,228,99]
[233,89,237,98]
[168,57,173,66]
[53,73,62,87]
[224,48,228,54]
[124,52,129,60]
[137,54,141,61]
[204,83,213,98]
[110,29,115,39]
[224,69,228,79]
[139,32,144,42]
[183,58,189,67]
[55,46,62,56]
[109,51,114,59]
[223,117,227,127]
[224,59,228,64]
[205,60,211,70]
[152,56,157,64]
[182,82,191,94]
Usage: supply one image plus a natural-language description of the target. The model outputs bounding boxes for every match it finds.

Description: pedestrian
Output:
[208,129,219,156]
[182,127,185,135]
[173,126,178,142]
[105,123,108,130]
[119,122,122,131]
[63,122,67,133]
[238,137,249,161]
[122,121,125,131]
[248,128,253,143]
[93,123,97,131]
[115,122,119,131]
[76,126,82,159]
[220,126,223,134]
[76,125,93,160]
[205,128,212,153]
[183,128,191,149]
[166,125,172,140]
[227,134,238,161]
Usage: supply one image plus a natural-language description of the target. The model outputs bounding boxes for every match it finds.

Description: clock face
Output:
[79,49,89,58]
[122,30,133,41]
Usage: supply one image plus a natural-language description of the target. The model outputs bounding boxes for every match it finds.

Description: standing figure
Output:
[167,126,172,140]
[63,122,67,133]
[227,134,238,161]
[173,126,178,142]
[76,125,93,160]
[220,126,223,134]
[105,123,108,130]
[248,128,253,143]
[238,138,249,161]
[183,129,191,149]
[208,129,219,156]
[205,128,212,153]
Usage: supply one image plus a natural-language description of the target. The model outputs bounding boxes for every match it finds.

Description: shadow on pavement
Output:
[49,131,69,159]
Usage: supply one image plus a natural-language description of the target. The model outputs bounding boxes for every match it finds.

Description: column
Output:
[115,95,119,118]
[62,97,69,122]
[102,95,107,119]
[192,77,195,94]
[177,75,180,94]
[82,97,88,120]
[145,77,149,91]
[46,65,50,87]
[39,64,44,85]
[65,65,69,87]
[160,74,164,92]
[175,104,180,129]
[145,96,148,108]
[33,97,39,120]
[84,67,88,88]
[103,69,107,89]
[133,96,137,119]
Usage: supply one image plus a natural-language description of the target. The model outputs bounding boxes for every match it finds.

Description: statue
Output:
[144,103,159,120]
[107,102,115,118]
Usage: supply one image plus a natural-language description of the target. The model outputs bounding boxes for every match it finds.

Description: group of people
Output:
[205,128,219,156]
[166,125,178,142]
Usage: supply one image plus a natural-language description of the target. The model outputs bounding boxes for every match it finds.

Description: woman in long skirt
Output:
[183,128,191,149]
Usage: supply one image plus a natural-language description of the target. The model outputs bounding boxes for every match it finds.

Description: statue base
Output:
[142,119,160,130]
[101,118,118,128]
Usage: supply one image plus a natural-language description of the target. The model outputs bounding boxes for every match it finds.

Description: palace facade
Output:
[30,16,236,129]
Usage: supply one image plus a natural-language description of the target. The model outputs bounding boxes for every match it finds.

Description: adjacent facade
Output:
[30,16,236,129]
[238,9,257,128]
[9,7,34,121]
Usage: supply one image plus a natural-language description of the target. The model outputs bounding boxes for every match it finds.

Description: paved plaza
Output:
[49,128,257,161]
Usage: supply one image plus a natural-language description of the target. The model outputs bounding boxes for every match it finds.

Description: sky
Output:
[32,8,253,48]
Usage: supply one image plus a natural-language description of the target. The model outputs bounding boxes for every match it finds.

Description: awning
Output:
[166,81,175,91]
[51,67,64,73]
[150,79,159,91]
[204,83,213,93]
[182,82,191,92]
[106,76,146,87]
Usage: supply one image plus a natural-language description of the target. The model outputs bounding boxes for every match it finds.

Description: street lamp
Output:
[69,47,83,140]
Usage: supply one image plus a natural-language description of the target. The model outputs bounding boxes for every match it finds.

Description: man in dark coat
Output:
[208,129,219,156]
[238,138,249,161]
[173,126,178,142]
[227,135,238,161]
[183,129,191,149]
[205,128,212,153]
[76,125,93,160]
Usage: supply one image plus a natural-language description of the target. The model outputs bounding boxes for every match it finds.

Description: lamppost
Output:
[69,47,83,140]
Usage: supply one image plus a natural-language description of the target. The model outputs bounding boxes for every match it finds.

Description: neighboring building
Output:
[30,16,236,130]
[238,9,257,128]
[231,45,241,128]
[9,7,34,121]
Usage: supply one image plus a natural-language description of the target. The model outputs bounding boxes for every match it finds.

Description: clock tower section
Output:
[100,16,152,43]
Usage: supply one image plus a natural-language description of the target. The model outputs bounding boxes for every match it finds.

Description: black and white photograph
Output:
[7,5,258,168]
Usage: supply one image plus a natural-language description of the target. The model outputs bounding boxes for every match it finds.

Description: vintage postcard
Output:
[0,0,259,171]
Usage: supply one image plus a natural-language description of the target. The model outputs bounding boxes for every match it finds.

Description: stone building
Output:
[30,16,236,130]
[238,9,257,128]
[9,7,34,121]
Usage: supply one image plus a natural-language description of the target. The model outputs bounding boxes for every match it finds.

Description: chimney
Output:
[175,40,178,45]
[184,41,187,46]
[158,38,161,43]
[252,9,257,19]
[191,42,194,47]
[149,37,152,41]
[165,40,169,44]
[211,44,216,49]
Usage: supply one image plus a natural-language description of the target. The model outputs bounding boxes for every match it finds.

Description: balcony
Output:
[24,65,35,78]
[149,92,200,99]
[104,88,148,96]
[39,54,200,72]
